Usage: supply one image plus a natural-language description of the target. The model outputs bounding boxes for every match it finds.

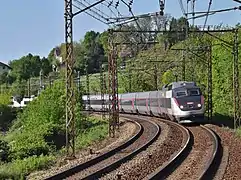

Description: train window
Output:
[150,98,158,107]
[121,100,132,105]
[176,91,187,97]
[188,89,200,96]
[90,100,102,105]
[136,99,146,106]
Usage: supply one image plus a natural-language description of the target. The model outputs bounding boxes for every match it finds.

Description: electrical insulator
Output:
[159,0,165,15]
[115,0,119,8]
[108,1,113,8]
[129,0,133,6]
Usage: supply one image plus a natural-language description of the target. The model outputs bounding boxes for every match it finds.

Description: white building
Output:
[10,95,36,109]
[0,62,11,75]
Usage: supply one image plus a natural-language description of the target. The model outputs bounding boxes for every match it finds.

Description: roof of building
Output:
[0,62,12,69]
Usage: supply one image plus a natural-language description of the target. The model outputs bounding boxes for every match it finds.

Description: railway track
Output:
[101,116,220,180]
[45,117,160,180]
[43,113,221,180]
[143,118,191,180]
[159,124,221,180]
[100,116,188,180]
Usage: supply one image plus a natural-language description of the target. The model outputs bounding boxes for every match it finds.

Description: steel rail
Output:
[44,119,142,180]
[144,123,220,180]
[77,117,160,179]
[199,125,220,180]
[144,118,191,180]
[46,110,219,180]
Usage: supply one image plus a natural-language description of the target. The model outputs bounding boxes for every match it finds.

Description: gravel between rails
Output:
[205,124,241,180]
[67,118,159,180]
[100,118,183,180]
[27,118,137,180]
[167,125,214,180]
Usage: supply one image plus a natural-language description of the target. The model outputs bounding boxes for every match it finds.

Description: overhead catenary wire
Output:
[187,6,241,20]
[74,0,111,23]
[73,0,130,25]
[178,0,186,15]
[103,0,123,17]
[73,3,111,25]
[202,0,213,31]
[120,0,143,32]
[79,0,114,19]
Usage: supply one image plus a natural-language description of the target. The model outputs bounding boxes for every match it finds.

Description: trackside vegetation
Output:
[0,93,17,132]
[237,128,241,137]
[0,80,108,179]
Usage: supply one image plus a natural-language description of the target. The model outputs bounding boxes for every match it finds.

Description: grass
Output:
[236,127,241,137]
[0,155,55,180]
[0,116,108,180]
[76,118,108,149]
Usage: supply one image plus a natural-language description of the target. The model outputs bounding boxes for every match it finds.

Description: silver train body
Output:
[83,81,205,123]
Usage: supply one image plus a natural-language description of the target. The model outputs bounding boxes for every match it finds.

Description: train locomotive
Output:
[83,81,205,123]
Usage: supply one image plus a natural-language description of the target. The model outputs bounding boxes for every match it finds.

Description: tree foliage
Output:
[5,80,82,160]
[1,54,52,86]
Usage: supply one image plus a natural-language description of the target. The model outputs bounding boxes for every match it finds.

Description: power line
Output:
[81,0,113,19]
[72,3,110,25]
[74,0,110,23]
[202,0,213,31]
[178,0,186,15]
[187,6,241,15]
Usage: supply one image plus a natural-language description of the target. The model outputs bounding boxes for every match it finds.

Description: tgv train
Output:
[83,81,205,123]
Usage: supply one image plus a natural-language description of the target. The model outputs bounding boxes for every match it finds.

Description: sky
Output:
[0,0,240,64]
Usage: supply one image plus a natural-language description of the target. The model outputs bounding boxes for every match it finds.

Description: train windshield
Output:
[174,88,200,97]
[176,91,187,97]
[187,88,200,96]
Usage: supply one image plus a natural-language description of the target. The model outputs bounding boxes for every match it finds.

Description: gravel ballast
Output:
[206,124,241,180]
[27,118,137,180]
[101,118,184,180]
[167,126,214,180]
[68,118,159,179]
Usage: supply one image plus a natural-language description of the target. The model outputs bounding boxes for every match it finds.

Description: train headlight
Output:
[180,105,184,109]
[198,104,202,107]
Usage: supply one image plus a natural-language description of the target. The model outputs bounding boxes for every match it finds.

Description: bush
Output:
[237,127,241,137]
[0,105,17,131]
[0,93,11,105]
[0,139,10,162]
[0,79,109,179]
[7,80,82,160]
[0,155,55,180]
[76,117,108,149]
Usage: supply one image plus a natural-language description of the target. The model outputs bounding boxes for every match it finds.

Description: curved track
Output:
[199,125,220,180]
[143,118,191,180]
[45,117,160,180]
[101,116,189,180]
[44,119,142,180]
[44,112,221,180]
[158,124,221,180]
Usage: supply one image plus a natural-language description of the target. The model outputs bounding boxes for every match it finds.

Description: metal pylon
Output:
[86,61,90,111]
[100,57,105,118]
[207,45,212,122]
[108,29,119,138]
[65,0,76,158]
[233,28,240,129]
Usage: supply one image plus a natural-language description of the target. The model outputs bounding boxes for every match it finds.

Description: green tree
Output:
[41,57,52,76]
[166,17,189,48]
[9,54,51,82]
